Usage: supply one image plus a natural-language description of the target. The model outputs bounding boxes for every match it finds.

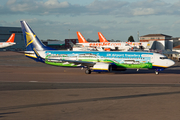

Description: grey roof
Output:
[140,34,172,37]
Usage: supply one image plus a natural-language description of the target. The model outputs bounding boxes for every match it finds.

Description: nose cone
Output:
[167,59,175,67]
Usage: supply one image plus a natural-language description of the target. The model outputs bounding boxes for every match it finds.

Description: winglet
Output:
[98,32,108,42]
[77,31,88,43]
[6,33,15,43]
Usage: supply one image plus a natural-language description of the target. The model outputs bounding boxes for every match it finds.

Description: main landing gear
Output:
[85,69,91,74]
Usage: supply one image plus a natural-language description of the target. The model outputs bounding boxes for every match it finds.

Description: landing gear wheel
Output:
[85,69,91,74]
[155,71,159,75]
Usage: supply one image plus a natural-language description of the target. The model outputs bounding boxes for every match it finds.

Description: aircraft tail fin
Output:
[6,33,15,43]
[77,31,88,43]
[145,41,155,49]
[98,32,108,42]
[20,21,55,51]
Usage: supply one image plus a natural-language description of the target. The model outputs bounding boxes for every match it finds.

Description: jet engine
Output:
[92,63,112,72]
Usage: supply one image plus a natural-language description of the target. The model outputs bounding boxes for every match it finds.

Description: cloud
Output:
[7,0,16,5]
[133,8,155,16]
[86,0,128,14]
[1,0,180,17]
[44,0,69,8]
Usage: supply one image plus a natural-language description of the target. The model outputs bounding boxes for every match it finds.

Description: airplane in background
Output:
[21,21,175,75]
[75,31,104,51]
[98,32,153,51]
[76,31,131,51]
[98,32,131,51]
[0,33,16,48]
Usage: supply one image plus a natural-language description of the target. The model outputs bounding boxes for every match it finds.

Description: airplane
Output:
[98,32,155,51]
[21,21,175,75]
[0,33,16,48]
[74,31,104,51]
[98,32,132,51]
[76,31,131,51]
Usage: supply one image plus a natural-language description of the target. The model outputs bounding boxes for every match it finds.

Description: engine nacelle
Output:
[92,63,112,72]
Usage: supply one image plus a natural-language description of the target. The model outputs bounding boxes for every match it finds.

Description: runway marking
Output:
[29,81,38,82]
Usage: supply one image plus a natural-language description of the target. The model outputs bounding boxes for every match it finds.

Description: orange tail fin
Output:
[77,31,88,43]
[98,32,108,42]
[6,33,15,42]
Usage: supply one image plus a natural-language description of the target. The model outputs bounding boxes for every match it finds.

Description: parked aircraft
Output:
[76,31,131,51]
[74,31,104,51]
[21,21,175,75]
[98,32,154,51]
[0,33,16,48]
[98,32,131,51]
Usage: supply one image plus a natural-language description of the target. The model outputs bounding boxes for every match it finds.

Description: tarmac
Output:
[0,51,180,120]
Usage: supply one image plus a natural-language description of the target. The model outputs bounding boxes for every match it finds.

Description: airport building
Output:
[172,37,180,47]
[140,34,173,50]
[0,26,26,51]
[65,39,78,48]
[41,39,78,50]
[41,39,66,50]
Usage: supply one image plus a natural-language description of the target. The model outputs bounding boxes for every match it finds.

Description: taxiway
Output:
[0,51,180,120]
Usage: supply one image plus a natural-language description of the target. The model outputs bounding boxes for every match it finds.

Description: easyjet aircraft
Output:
[98,32,151,50]
[0,33,16,48]
[98,32,132,50]
[21,21,175,75]
[76,31,131,51]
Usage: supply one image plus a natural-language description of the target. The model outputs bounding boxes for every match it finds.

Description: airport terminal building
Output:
[140,34,173,50]
[0,26,26,51]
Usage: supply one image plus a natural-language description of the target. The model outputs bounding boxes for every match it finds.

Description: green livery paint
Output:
[45,55,153,69]
[45,61,78,67]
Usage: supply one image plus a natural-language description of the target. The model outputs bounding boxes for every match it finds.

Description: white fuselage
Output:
[77,42,151,51]
[33,51,175,69]
[77,42,131,51]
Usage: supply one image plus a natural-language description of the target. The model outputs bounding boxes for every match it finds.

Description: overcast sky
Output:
[1,0,180,41]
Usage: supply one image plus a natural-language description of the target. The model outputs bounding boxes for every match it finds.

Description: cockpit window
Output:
[160,57,168,59]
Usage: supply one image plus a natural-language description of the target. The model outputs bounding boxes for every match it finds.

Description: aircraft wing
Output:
[47,58,96,67]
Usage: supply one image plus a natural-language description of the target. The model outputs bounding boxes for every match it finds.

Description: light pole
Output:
[137,31,139,42]
[68,29,70,39]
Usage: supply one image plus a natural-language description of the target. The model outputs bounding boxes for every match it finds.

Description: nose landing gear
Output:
[155,71,159,75]
[155,68,164,75]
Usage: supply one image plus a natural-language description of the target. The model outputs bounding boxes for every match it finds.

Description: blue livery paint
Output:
[20,21,56,51]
